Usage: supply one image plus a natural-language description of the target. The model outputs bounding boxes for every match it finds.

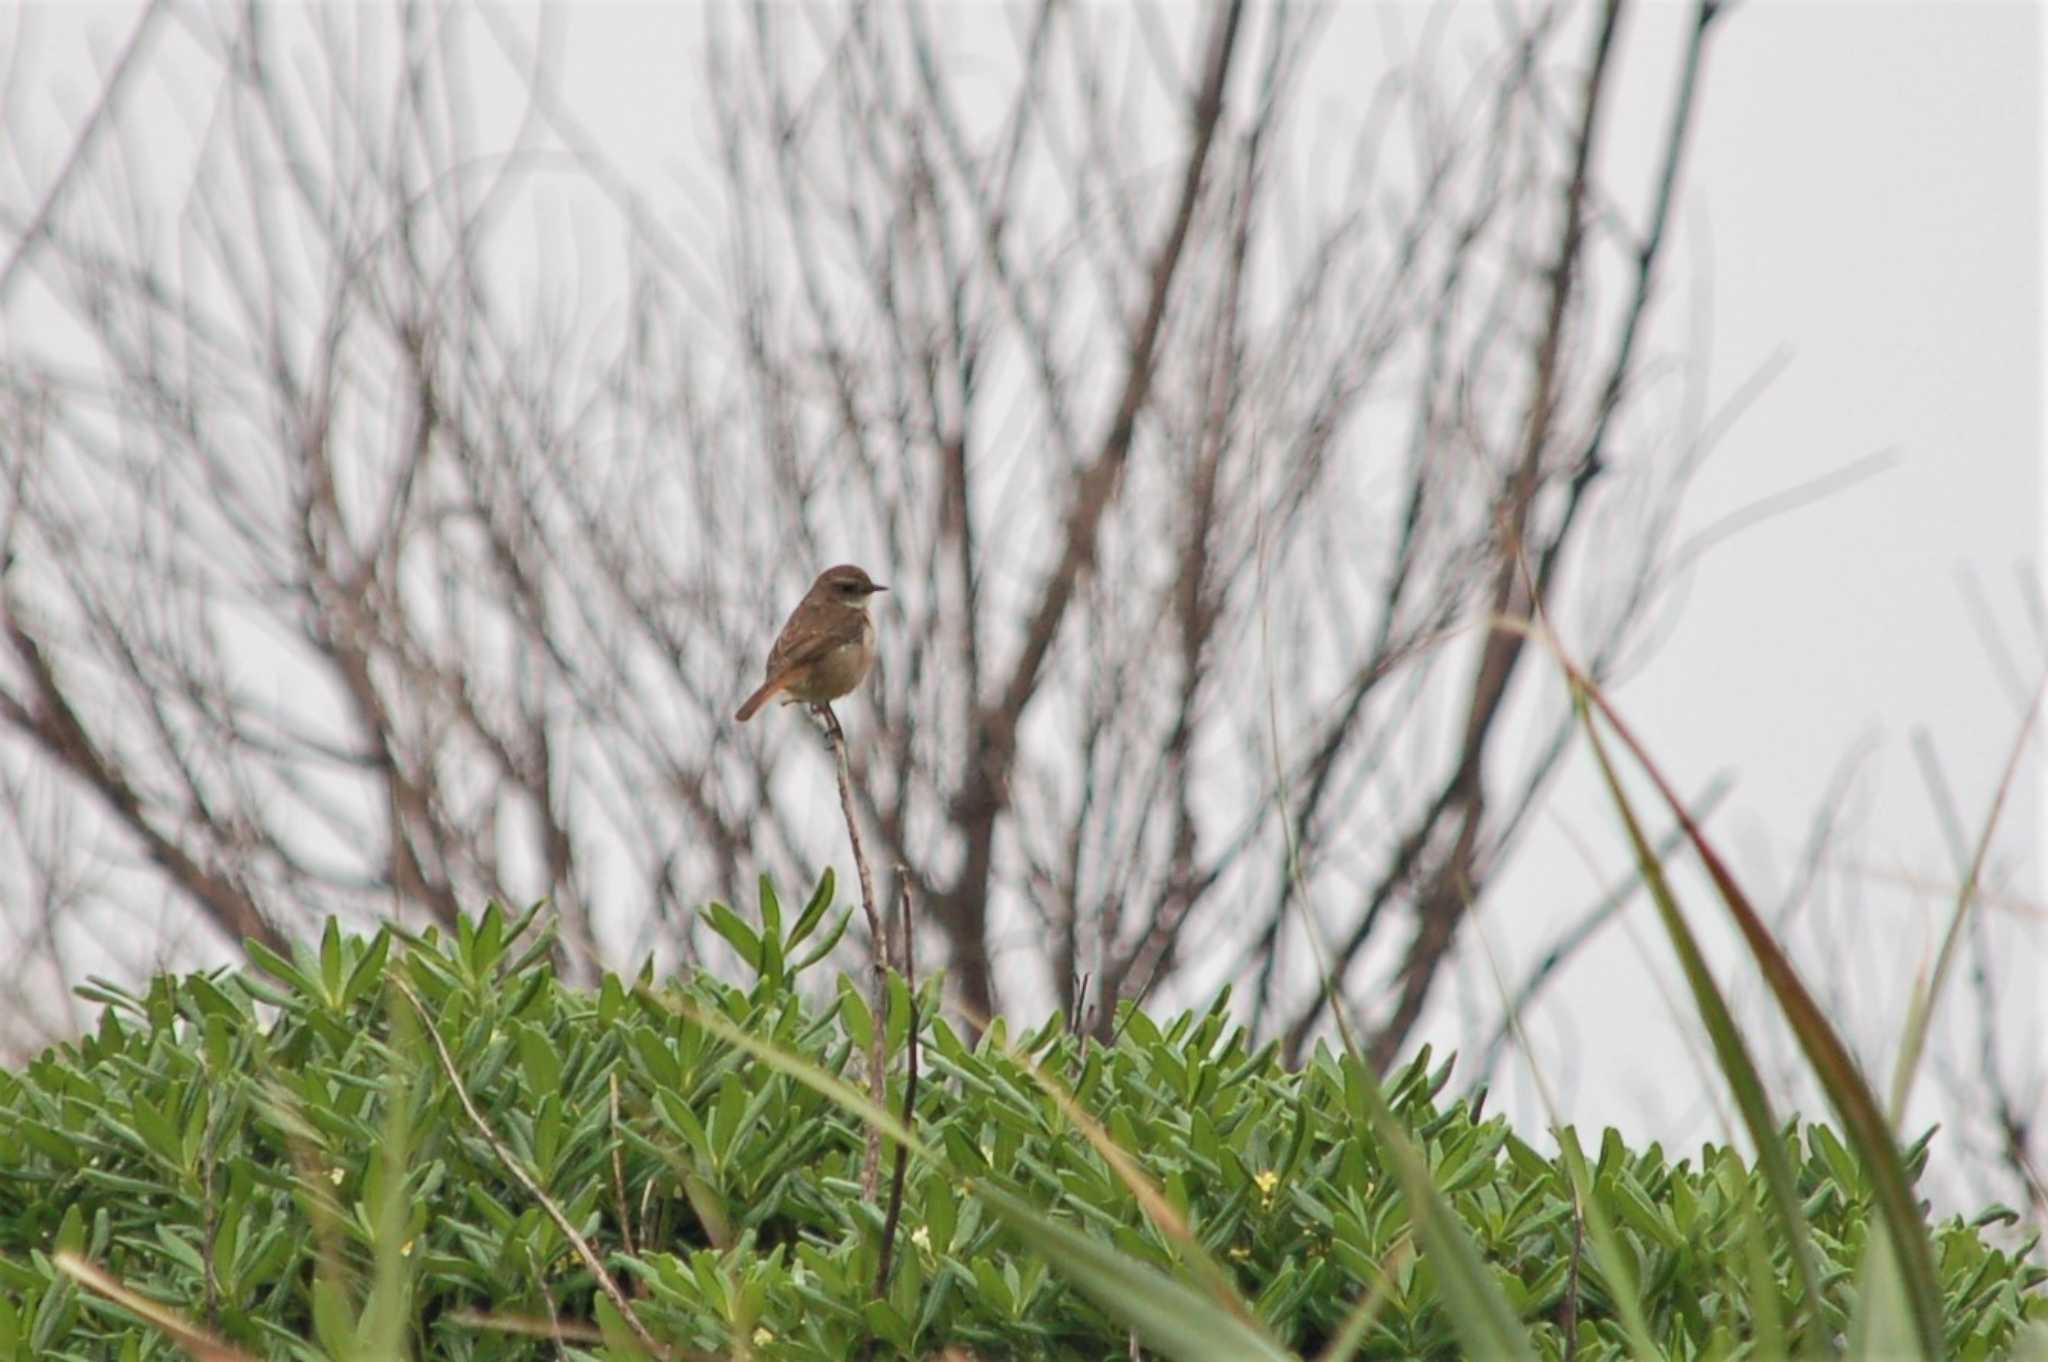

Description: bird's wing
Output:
[764,608,866,679]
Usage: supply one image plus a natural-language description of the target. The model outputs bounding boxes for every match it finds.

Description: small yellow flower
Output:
[911,1225,933,1255]
[752,1327,774,1346]
[328,1167,345,1185]
[1253,1170,1279,1196]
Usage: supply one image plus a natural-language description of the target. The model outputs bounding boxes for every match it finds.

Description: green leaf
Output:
[789,905,854,975]
[757,874,783,944]
[838,979,874,1055]
[243,937,313,996]
[598,973,626,1026]
[593,1293,653,1359]
[885,971,913,1054]
[319,916,345,1006]
[515,1021,562,1097]
[702,902,762,973]
[341,929,392,1009]
[861,1298,915,1354]
[54,1205,86,1258]
[788,868,837,951]
[657,1089,714,1165]
[310,1274,355,1358]
[128,1095,182,1172]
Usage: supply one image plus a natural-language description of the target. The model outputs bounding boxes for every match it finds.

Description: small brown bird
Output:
[735,564,887,722]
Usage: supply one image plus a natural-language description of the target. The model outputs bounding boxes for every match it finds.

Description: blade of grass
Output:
[1576,693,1830,1343]
[1739,1187,1791,1362]
[994,1018,1262,1328]
[633,985,930,1162]
[1311,1240,1408,1362]
[975,1184,1295,1362]
[358,996,420,1359]
[1346,1062,1540,1362]
[1846,1227,1917,1361]
[1573,672,1945,1359]
[1889,675,2046,1122]
[54,1252,258,1362]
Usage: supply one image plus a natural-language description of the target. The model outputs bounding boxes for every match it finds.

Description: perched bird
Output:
[734,564,887,722]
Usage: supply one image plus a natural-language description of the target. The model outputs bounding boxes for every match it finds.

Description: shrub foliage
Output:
[1,883,2041,1360]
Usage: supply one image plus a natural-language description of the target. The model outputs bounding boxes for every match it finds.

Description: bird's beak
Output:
[870,584,888,594]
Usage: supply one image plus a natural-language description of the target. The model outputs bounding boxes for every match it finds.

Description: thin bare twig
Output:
[0,0,170,307]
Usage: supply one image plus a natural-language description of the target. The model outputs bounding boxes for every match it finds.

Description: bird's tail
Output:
[734,675,785,722]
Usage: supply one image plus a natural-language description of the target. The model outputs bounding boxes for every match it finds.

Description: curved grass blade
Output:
[633,985,929,1161]
[1347,1061,1539,1362]
[1577,698,1830,1344]
[1575,675,1946,1359]
[975,1184,1295,1362]
[1001,1026,1260,1328]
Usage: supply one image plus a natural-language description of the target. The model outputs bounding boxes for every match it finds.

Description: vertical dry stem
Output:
[817,703,888,1202]
[874,866,920,1299]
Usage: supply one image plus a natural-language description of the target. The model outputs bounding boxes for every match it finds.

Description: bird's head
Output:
[813,563,887,608]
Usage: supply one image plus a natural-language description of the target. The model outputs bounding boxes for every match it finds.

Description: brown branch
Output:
[0,611,286,958]
[940,0,1247,1019]
[1281,0,1632,1064]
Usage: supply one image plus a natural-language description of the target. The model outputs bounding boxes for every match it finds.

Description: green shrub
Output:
[1,884,2041,1360]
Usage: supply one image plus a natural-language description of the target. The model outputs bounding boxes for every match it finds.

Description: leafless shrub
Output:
[2,0,1727,1071]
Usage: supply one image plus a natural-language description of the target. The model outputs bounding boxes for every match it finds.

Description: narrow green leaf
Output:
[243,938,313,996]
[341,929,392,1009]
[701,902,762,972]
[319,917,345,1006]
[788,868,837,951]
[838,979,874,1055]
[757,874,783,944]
[789,905,854,975]
[516,1021,562,1096]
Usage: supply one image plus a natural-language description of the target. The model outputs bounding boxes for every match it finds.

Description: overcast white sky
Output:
[7,2,2043,1200]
